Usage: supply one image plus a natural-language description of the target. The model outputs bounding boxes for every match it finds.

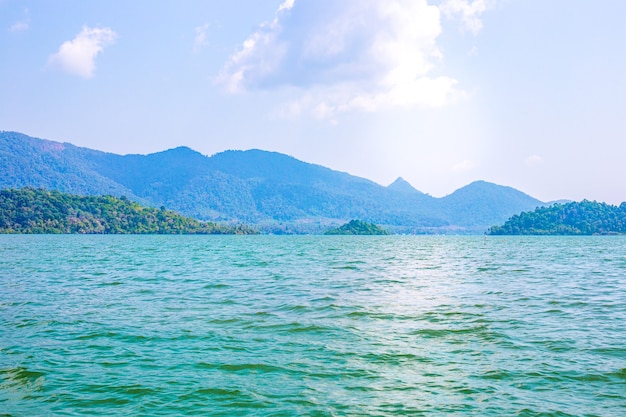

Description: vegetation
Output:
[0,188,257,234]
[488,200,626,235]
[324,219,390,235]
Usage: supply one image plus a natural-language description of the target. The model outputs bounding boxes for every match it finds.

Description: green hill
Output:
[324,220,390,235]
[488,200,626,235]
[0,188,257,234]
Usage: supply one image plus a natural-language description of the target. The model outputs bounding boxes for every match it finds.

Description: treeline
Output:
[488,200,626,235]
[0,188,257,234]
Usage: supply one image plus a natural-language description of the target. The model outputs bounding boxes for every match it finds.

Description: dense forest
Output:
[488,200,626,235]
[324,219,390,235]
[0,188,257,234]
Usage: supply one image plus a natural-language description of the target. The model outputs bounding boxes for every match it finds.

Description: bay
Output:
[1,235,625,416]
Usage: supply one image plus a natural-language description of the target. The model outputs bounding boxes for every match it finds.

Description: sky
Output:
[1,0,625,204]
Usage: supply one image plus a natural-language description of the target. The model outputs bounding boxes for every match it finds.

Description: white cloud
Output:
[525,154,543,166]
[453,159,478,172]
[194,23,210,52]
[48,26,117,78]
[8,8,29,33]
[278,0,295,12]
[218,0,464,118]
[439,0,495,34]
[9,21,29,32]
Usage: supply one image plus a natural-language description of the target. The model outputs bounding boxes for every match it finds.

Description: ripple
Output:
[1,235,625,416]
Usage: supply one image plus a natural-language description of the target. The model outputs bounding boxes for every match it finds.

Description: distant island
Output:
[325,219,390,235]
[0,188,257,234]
[488,200,626,235]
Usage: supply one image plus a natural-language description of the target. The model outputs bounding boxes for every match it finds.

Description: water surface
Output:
[1,235,625,416]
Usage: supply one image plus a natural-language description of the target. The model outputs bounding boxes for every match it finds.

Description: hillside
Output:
[0,131,137,198]
[488,200,626,235]
[0,188,256,234]
[0,131,545,233]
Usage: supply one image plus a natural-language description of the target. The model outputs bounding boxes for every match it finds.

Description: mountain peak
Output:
[144,146,206,164]
[452,180,532,197]
[162,146,203,156]
[387,177,421,194]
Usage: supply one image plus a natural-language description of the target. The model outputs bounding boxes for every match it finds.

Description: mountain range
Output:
[0,131,545,233]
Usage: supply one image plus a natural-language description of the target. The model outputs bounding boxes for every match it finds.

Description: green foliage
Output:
[488,200,626,235]
[324,219,390,235]
[0,188,258,234]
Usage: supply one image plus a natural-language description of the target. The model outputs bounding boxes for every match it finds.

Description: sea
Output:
[1,235,625,416]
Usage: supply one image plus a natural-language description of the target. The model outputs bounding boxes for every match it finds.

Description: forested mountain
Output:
[0,131,544,233]
[439,181,545,228]
[0,188,257,234]
[0,130,136,198]
[488,200,626,235]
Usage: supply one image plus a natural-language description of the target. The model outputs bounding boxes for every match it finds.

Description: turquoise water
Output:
[1,235,625,416]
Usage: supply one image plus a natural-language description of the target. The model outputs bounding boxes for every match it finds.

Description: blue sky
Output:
[1,0,625,203]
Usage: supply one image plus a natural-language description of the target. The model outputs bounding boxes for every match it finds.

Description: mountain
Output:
[0,131,544,233]
[0,131,136,198]
[439,181,543,228]
[387,177,422,194]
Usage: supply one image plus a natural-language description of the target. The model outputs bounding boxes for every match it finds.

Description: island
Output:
[488,200,626,235]
[324,219,390,235]
[0,188,257,234]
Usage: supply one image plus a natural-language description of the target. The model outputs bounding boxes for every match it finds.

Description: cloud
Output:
[278,0,295,12]
[525,154,543,166]
[452,159,478,172]
[218,0,463,118]
[194,23,210,52]
[9,21,29,32]
[439,0,495,34]
[48,26,117,78]
[8,8,29,33]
